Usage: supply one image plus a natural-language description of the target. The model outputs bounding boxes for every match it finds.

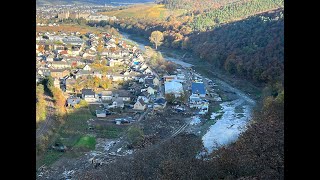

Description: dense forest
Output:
[157,0,247,14]
[187,10,284,84]
[107,7,283,89]
[80,93,284,179]
[189,0,283,31]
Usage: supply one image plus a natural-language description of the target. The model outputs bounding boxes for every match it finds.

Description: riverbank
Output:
[120,30,262,101]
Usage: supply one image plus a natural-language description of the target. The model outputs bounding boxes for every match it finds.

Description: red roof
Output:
[60,50,68,55]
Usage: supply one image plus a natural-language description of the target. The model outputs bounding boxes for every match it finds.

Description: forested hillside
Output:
[104,1,283,88]
[186,10,284,84]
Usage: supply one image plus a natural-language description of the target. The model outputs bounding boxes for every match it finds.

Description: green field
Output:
[75,135,96,150]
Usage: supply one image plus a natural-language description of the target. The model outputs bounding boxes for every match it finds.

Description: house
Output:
[153,97,167,110]
[144,76,154,87]
[189,94,202,103]
[37,68,51,76]
[46,54,55,62]
[82,64,92,71]
[114,90,132,102]
[74,70,102,79]
[65,78,76,93]
[53,78,60,88]
[163,75,177,82]
[108,59,124,67]
[133,98,146,111]
[62,36,84,46]
[164,81,183,97]
[82,89,96,102]
[153,77,160,86]
[137,96,149,103]
[67,97,81,107]
[99,90,113,101]
[147,86,156,95]
[50,61,71,69]
[112,97,124,108]
[143,68,153,75]
[50,69,70,79]
[96,109,107,118]
[191,82,206,97]
[138,77,144,83]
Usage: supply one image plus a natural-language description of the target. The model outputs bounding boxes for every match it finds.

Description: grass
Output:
[211,103,222,113]
[75,135,96,150]
[95,125,126,139]
[37,150,63,168]
[37,106,95,168]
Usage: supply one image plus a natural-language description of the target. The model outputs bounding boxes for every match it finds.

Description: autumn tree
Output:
[149,31,164,50]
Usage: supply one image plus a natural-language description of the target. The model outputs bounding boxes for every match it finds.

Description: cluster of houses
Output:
[162,69,210,115]
[36,30,168,118]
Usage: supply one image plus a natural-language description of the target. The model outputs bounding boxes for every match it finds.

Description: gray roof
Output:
[115,90,131,97]
[82,89,95,95]
[138,98,145,106]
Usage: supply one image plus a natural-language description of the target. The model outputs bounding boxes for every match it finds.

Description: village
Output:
[36,27,230,179]
[36,28,221,126]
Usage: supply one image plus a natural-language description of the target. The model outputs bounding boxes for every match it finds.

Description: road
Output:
[137,108,151,122]
[36,94,56,141]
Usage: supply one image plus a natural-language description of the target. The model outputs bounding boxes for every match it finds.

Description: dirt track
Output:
[36,94,56,142]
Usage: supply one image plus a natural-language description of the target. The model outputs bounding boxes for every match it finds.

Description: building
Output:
[191,82,206,97]
[50,61,71,69]
[96,110,107,118]
[133,99,146,111]
[112,97,124,108]
[67,97,81,107]
[164,81,183,97]
[82,89,96,102]
[99,90,113,101]
[153,98,167,110]
[62,36,84,46]
[50,69,70,79]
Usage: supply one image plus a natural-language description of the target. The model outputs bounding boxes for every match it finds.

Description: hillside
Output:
[102,1,284,88]
[101,4,186,20]
[36,0,154,6]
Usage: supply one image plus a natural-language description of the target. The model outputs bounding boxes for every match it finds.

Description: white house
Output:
[147,86,156,95]
[137,96,149,103]
[112,97,124,108]
[164,81,183,97]
[82,89,96,102]
[96,110,107,118]
[99,90,113,101]
[82,64,92,71]
[133,99,146,111]
[153,77,160,86]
